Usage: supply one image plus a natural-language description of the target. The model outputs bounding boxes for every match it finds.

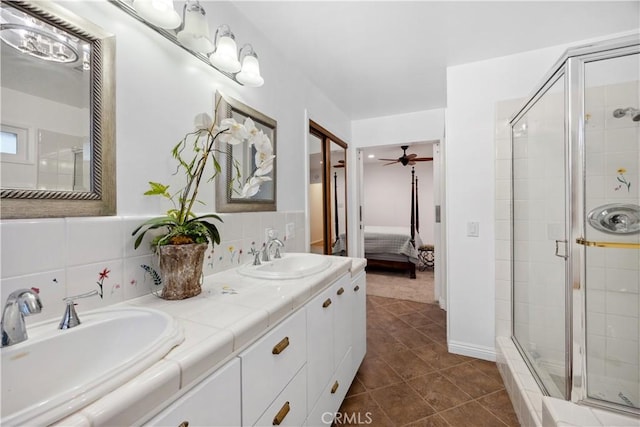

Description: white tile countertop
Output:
[53,254,366,426]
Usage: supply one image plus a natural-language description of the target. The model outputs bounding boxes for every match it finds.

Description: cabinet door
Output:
[351,271,367,373]
[332,274,352,368]
[306,284,335,410]
[145,358,240,427]
[306,348,353,426]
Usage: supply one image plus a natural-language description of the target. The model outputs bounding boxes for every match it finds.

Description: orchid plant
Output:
[132,102,275,250]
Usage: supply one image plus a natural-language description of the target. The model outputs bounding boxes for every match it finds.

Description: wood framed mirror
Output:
[0,1,116,219]
[309,120,348,256]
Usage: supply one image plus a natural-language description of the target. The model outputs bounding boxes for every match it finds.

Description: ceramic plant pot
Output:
[158,242,207,300]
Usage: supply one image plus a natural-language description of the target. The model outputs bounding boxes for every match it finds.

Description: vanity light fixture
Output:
[176,0,213,53]
[209,24,241,73]
[109,0,265,87]
[236,44,264,87]
[132,0,181,30]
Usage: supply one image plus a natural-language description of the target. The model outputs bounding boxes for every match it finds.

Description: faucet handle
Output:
[59,290,99,330]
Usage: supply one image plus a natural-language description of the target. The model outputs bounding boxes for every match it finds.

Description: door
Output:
[308,120,348,256]
[511,71,570,399]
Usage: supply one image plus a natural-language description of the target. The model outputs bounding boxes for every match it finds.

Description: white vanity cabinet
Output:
[144,358,241,427]
[139,263,366,427]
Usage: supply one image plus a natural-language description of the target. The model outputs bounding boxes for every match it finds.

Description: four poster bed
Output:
[364,168,423,279]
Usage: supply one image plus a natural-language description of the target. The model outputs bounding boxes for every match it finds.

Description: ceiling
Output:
[232,1,639,120]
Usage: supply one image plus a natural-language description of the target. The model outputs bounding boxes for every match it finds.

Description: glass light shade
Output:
[236,55,264,87]
[176,2,214,53]
[209,32,241,73]
[133,0,181,29]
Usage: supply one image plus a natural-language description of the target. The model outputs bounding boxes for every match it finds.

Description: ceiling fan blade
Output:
[406,153,418,159]
[333,164,345,168]
[413,157,434,161]
[383,161,399,166]
[408,161,417,165]
[378,158,399,162]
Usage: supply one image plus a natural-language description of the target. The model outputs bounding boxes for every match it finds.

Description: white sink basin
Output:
[238,253,332,280]
[1,306,183,426]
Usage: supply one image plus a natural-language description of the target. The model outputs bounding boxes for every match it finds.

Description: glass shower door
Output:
[582,52,640,411]
[512,72,570,399]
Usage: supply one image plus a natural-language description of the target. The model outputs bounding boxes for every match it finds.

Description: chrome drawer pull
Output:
[331,380,339,394]
[272,336,290,355]
[322,298,332,308]
[273,401,290,425]
[337,287,345,295]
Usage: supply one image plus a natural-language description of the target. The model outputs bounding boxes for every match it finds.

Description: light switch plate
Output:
[467,221,479,237]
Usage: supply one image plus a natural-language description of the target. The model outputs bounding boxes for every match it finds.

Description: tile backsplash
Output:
[0,211,305,324]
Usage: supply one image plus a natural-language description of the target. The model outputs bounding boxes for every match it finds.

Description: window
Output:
[0,124,31,164]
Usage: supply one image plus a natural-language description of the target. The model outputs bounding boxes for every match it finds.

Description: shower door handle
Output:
[555,240,568,259]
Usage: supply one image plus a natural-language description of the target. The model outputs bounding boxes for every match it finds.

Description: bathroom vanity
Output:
[43,254,366,426]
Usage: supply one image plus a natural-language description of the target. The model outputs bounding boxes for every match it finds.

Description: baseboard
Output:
[448,340,496,362]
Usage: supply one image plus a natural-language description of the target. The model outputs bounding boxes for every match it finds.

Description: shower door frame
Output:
[572,43,640,416]
[510,65,574,400]
[510,34,640,413]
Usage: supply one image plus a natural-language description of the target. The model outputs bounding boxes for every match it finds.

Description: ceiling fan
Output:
[333,160,345,168]
[379,145,433,166]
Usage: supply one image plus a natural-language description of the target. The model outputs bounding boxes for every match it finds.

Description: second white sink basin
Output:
[239,253,332,280]
[1,306,183,426]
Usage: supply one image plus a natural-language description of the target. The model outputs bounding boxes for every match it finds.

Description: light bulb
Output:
[133,0,181,29]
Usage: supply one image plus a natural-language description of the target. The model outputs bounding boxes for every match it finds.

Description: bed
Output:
[365,168,423,279]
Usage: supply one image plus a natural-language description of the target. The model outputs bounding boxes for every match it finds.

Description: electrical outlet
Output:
[285,222,295,240]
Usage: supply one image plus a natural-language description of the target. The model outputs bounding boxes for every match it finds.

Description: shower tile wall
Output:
[0,211,306,323]
[584,78,640,406]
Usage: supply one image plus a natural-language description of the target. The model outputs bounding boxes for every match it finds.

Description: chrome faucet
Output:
[263,231,285,262]
[1,288,43,347]
[59,290,99,330]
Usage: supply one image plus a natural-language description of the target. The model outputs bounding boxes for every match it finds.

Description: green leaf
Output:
[144,181,170,197]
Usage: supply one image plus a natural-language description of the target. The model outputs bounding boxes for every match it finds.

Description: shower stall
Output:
[510,34,639,418]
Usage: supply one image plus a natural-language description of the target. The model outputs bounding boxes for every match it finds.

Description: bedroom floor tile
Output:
[337,294,518,426]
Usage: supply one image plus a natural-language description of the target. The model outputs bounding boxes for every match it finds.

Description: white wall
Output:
[446,45,571,360]
[363,160,434,244]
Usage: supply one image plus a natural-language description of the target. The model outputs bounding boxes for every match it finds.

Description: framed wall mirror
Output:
[308,120,348,256]
[0,1,115,219]
[215,92,276,213]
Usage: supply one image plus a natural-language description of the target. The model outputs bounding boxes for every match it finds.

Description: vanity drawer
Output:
[144,358,240,427]
[241,307,306,426]
[253,365,307,427]
[306,348,354,426]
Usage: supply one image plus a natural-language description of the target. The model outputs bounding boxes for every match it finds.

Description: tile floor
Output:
[337,295,519,426]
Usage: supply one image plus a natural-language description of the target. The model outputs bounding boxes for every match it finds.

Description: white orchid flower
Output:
[252,132,272,155]
[219,118,249,145]
[254,153,275,176]
[240,175,270,198]
[194,113,213,130]
[244,117,260,142]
